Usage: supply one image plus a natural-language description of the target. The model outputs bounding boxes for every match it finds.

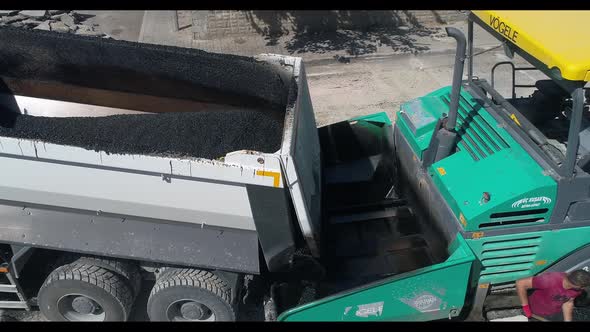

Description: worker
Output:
[516,269,590,321]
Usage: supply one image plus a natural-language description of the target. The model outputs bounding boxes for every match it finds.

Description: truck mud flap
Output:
[277,235,475,321]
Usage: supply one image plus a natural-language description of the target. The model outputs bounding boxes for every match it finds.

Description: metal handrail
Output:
[492,61,590,102]
[491,61,538,100]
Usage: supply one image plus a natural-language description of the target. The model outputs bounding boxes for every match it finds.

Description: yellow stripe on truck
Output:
[256,170,281,188]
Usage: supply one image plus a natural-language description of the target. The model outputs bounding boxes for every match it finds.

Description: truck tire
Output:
[74,256,142,298]
[45,253,142,298]
[147,268,235,321]
[38,263,134,321]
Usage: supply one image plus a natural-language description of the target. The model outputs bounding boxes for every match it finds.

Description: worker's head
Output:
[565,270,590,290]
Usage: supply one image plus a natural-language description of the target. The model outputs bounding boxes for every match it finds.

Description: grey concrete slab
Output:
[0,10,19,16]
[49,21,70,33]
[139,10,191,48]
[19,11,47,19]
[0,14,25,24]
[33,21,50,31]
[75,10,145,42]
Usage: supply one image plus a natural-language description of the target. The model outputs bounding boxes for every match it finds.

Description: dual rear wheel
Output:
[38,261,135,321]
[37,259,235,322]
[147,268,235,321]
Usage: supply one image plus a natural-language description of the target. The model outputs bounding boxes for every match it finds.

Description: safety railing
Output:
[491,61,538,100]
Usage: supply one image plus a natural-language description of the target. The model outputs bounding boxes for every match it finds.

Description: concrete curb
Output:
[137,10,148,42]
[302,44,502,66]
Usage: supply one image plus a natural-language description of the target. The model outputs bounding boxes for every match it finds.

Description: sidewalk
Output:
[138,11,192,48]
[138,12,504,65]
[189,19,504,65]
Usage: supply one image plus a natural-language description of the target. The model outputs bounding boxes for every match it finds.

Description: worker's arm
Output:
[563,299,574,322]
[516,277,534,317]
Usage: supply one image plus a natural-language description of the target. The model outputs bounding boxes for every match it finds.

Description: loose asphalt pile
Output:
[0,26,289,109]
[0,24,294,159]
[0,10,109,37]
[0,110,284,159]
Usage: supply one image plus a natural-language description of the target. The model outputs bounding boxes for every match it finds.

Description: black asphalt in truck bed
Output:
[0,110,284,159]
[0,27,290,111]
[0,27,295,159]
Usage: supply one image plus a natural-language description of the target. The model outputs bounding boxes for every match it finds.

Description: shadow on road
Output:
[244,11,444,56]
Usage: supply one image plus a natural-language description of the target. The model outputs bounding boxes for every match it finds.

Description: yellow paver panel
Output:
[472,10,590,81]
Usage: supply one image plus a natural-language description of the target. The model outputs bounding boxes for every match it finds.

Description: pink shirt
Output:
[529,272,582,316]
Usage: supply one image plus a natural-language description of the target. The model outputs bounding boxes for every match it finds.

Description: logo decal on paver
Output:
[400,292,441,313]
[342,301,384,319]
[511,196,552,209]
[488,15,519,43]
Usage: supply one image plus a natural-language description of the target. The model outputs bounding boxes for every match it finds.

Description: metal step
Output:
[329,206,410,224]
[484,293,521,311]
[0,263,31,311]
[0,301,29,309]
[328,199,410,225]
[490,283,517,294]
[0,284,17,293]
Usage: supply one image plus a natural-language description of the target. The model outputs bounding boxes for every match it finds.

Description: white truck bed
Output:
[0,30,322,274]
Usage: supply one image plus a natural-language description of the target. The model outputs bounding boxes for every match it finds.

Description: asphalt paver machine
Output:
[275,10,590,321]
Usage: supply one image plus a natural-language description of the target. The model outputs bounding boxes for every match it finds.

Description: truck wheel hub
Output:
[180,302,208,320]
[72,296,97,315]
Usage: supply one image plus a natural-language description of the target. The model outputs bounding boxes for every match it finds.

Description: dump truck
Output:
[0,10,589,322]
